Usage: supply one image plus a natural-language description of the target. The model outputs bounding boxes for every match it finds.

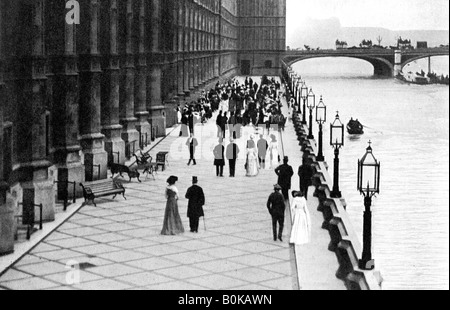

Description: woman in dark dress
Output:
[161,176,185,235]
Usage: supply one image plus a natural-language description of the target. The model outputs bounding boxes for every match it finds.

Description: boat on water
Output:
[401,71,430,85]
[347,119,364,135]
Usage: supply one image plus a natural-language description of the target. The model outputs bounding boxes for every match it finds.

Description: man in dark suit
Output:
[226,138,240,177]
[298,158,315,200]
[188,108,195,135]
[186,133,198,166]
[267,184,286,242]
[185,176,205,233]
[275,156,294,200]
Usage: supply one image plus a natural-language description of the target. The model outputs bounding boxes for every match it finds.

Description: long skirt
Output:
[289,209,311,245]
[161,198,185,235]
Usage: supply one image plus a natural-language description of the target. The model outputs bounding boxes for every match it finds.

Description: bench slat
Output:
[80,180,126,207]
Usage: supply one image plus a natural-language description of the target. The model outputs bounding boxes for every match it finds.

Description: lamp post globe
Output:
[316,96,327,162]
[357,141,381,271]
[330,112,344,198]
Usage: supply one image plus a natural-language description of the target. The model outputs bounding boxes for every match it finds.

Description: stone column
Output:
[78,0,108,181]
[176,1,185,98]
[0,0,5,199]
[188,58,195,92]
[100,0,125,165]
[0,0,14,254]
[11,0,55,221]
[147,0,166,137]
[134,0,151,147]
[394,50,402,77]
[184,57,190,96]
[118,0,140,155]
[47,0,85,198]
[193,57,199,89]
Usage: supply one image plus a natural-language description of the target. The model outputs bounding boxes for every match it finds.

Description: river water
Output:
[293,56,449,290]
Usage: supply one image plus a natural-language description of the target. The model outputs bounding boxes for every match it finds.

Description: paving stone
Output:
[223,267,286,284]
[0,269,33,282]
[95,250,149,263]
[0,277,60,290]
[154,265,212,280]
[15,261,67,276]
[126,257,180,271]
[45,237,97,249]
[88,264,143,278]
[185,274,247,290]
[116,272,173,287]
[72,278,132,291]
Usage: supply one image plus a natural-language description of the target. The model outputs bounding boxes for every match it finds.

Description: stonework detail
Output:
[0,0,286,221]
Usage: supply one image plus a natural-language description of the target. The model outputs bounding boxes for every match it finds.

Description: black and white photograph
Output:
[0,0,448,293]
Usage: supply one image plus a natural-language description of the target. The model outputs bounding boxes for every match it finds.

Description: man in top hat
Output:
[185,176,206,233]
[267,184,286,242]
[275,156,294,200]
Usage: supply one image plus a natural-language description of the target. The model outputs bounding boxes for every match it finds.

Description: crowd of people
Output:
[177,75,287,138]
[163,76,315,247]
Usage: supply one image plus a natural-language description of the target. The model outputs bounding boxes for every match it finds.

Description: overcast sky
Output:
[287,0,450,33]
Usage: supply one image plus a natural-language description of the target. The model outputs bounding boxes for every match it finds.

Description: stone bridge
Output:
[282,47,449,76]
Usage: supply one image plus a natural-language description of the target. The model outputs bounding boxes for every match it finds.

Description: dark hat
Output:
[284,156,289,162]
[274,184,282,191]
[167,176,178,185]
[192,176,198,183]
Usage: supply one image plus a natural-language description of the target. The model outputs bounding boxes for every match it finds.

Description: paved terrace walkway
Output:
[0,77,345,290]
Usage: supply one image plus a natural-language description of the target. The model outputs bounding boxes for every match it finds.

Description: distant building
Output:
[417,41,428,49]
[398,37,413,50]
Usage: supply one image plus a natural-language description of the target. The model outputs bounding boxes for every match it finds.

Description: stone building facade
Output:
[0,0,286,227]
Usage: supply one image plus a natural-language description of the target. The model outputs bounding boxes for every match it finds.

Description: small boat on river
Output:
[347,119,364,135]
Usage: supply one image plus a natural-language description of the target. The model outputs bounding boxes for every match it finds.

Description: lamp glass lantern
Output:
[316,96,326,123]
[307,89,316,109]
[315,96,327,162]
[300,82,308,101]
[330,113,345,148]
[358,143,381,196]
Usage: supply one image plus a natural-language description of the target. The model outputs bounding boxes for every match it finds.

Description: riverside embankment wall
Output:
[291,109,383,290]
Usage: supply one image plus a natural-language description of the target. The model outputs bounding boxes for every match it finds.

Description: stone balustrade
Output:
[291,109,383,290]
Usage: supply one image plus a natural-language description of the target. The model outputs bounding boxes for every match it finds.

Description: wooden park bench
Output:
[80,179,126,207]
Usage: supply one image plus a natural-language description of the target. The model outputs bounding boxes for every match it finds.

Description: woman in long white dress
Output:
[289,191,312,245]
[268,134,280,169]
[246,148,260,177]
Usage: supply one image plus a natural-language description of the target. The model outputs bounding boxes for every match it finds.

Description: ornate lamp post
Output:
[330,112,344,198]
[300,81,308,124]
[307,89,316,139]
[291,73,297,92]
[357,141,381,271]
[295,77,302,112]
[316,96,327,161]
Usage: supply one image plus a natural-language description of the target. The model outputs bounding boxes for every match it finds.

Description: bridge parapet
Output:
[282,47,449,77]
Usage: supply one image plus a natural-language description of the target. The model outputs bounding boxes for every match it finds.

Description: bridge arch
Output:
[401,53,450,71]
[283,55,394,76]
